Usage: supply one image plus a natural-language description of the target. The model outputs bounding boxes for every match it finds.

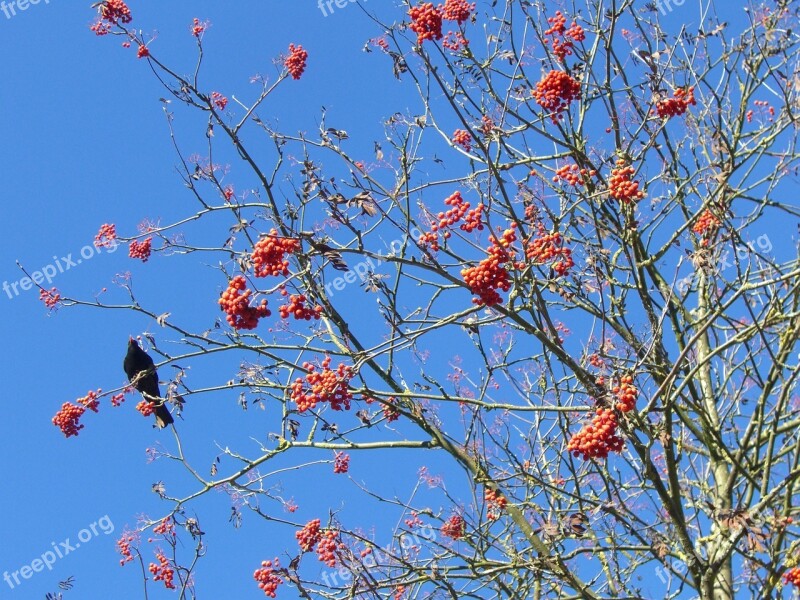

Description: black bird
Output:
[123,337,174,428]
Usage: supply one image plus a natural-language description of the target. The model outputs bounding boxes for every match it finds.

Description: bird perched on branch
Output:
[123,337,174,428]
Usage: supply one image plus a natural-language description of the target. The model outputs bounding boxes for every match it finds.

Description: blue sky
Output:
[1,2,795,599]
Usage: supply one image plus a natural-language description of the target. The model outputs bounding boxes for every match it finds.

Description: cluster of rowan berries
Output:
[254,559,284,598]
[608,159,645,204]
[296,519,322,552]
[191,18,207,38]
[223,185,235,202]
[278,292,323,321]
[544,11,585,61]
[692,209,721,245]
[136,45,150,59]
[77,389,101,413]
[333,451,350,474]
[654,86,696,118]
[452,129,472,151]
[484,487,507,520]
[394,585,407,600]
[552,164,596,186]
[612,375,638,413]
[461,225,518,306]
[409,3,444,44]
[116,533,136,566]
[94,223,117,248]
[219,275,271,330]
[461,203,485,233]
[316,530,341,567]
[39,287,62,310]
[100,0,132,24]
[290,356,353,412]
[211,91,228,111]
[443,31,469,51]
[129,237,153,262]
[533,70,582,122]
[252,230,300,278]
[422,191,485,250]
[285,44,308,80]
[53,402,86,437]
[441,0,475,23]
[747,100,775,123]
[525,223,574,277]
[588,353,604,368]
[149,551,176,589]
[479,115,494,135]
[441,514,466,539]
[383,397,401,422]
[136,400,154,417]
[567,407,624,459]
[152,517,175,538]
[111,392,127,407]
[784,567,800,587]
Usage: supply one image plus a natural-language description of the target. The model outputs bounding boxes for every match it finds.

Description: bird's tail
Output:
[154,404,174,428]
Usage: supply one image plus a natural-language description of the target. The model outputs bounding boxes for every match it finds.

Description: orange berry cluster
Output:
[296,518,322,552]
[290,356,353,412]
[654,86,696,118]
[39,287,62,310]
[254,559,284,598]
[191,18,207,38]
[333,451,350,474]
[441,514,466,539]
[479,115,494,135]
[525,223,574,277]
[316,530,342,567]
[252,229,300,278]
[608,160,645,204]
[441,0,475,24]
[279,292,323,321]
[111,392,126,407]
[533,70,581,122]
[149,551,176,589]
[484,487,507,520]
[219,275,271,330]
[784,566,800,587]
[567,407,624,459]
[211,91,228,111]
[285,44,308,80]
[77,389,101,413]
[544,11,585,61]
[552,163,596,186]
[588,353,604,368]
[461,203,485,232]
[116,533,136,566]
[100,0,132,24]
[153,517,175,538]
[53,402,86,438]
[452,128,472,151]
[409,3,444,44]
[612,375,638,413]
[94,223,117,248]
[136,400,154,417]
[461,225,517,306]
[692,208,721,245]
[129,237,153,262]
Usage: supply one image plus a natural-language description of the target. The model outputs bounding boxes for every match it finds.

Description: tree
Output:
[46,1,800,598]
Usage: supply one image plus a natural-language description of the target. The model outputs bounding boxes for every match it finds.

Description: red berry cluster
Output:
[223,185,235,202]
[418,230,441,252]
[654,86,696,118]
[567,407,624,460]
[53,402,86,438]
[441,514,466,539]
[394,585,407,600]
[784,566,800,587]
[443,30,469,51]
[748,100,775,123]
[333,451,350,474]
[290,356,353,412]
[692,208,721,245]
[409,3,444,44]
[544,11,585,61]
[441,0,475,24]
[211,91,228,111]
[285,44,308,80]
[296,519,322,552]
[612,375,638,413]
[588,353,604,369]
[479,115,494,135]
[254,559,284,598]
[111,392,126,407]
[116,533,136,566]
[525,223,574,277]
[461,225,518,306]
[452,128,472,151]
[608,159,645,204]
[252,230,300,277]
[77,389,101,413]
[278,292,323,321]
[383,402,400,422]
[484,487,507,520]
[533,70,581,122]
[149,551,176,590]
[136,400,154,417]
[191,18,207,38]
[316,530,342,567]
[461,203,485,233]
[552,164,596,186]
[100,0,132,24]
[218,275,271,330]
[129,237,153,262]
[136,45,150,59]
[422,191,485,250]
[94,223,117,248]
[39,287,62,310]
[153,517,175,538]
